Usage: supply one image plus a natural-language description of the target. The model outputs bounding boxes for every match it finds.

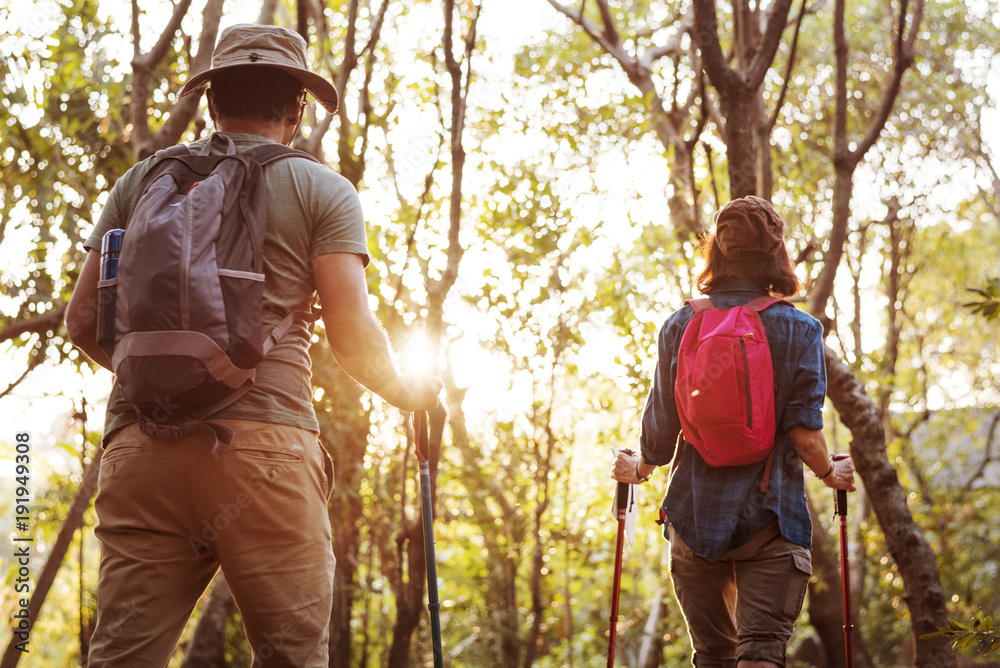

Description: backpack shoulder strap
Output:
[686,298,715,314]
[760,449,776,494]
[245,143,321,166]
[745,296,792,312]
[152,144,195,161]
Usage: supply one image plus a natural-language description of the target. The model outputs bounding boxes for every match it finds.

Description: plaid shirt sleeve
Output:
[638,309,692,466]
[781,316,826,433]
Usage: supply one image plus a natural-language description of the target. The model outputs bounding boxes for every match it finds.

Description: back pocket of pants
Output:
[231,442,306,464]
[100,438,147,479]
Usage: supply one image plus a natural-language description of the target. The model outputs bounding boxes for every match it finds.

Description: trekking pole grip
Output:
[836,489,848,516]
[616,481,629,513]
[413,410,429,462]
[832,454,849,516]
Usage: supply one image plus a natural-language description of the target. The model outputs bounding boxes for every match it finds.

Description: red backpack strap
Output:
[687,298,715,314]
[760,449,776,494]
[745,296,792,312]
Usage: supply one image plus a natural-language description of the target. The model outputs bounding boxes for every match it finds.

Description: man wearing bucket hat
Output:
[67,23,441,666]
[612,197,855,667]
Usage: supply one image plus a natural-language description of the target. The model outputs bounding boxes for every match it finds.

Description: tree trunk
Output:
[386,404,447,668]
[496,555,520,667]
[0,448,104,668]
[447,383,523,667]
[385,517,429,668]
[312,352,371,668]
[386,1,478,662]
[692,0,794,201]
[180,575,236,668]
[755,95,774,201]
[809,167,855,319]
[719,87,760,199]
[824,347,955,668]
[638,543,672,668]
[1,449,102,668]
[128,0,223,161]
[521,535,546,668]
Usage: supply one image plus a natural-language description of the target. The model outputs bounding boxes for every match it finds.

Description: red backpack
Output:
[674,296,790,492]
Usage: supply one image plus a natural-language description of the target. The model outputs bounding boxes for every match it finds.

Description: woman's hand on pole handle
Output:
[824,454,856,492]
[611,450,653,485]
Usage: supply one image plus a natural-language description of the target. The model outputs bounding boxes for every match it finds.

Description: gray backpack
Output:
[99,133,319,443]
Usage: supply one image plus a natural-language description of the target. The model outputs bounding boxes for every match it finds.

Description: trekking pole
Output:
[607,470,631,667]
[413,410,444,667]
[832,454,854,668]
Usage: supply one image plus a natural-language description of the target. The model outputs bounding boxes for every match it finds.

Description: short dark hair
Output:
[695,233,801,297]
[207,66,303,123]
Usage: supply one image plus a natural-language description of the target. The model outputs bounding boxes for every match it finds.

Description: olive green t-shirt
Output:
[84,133,369,439]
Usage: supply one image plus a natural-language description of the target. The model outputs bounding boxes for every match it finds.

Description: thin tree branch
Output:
[129,0,194,152]
[546,0,631,70]
[685,69,710,153]
[848,0,924,164]
[459,0,482,136]
[746,0,796,89]
[157,0,224,146]
[131,0,140,61]
[832,0,850,164]
[894,0,913,62]
[692,0,739,91]
[768,0,808,129]
[594,0,622,48]
[958,410,1000,501]
[257,0,279,24]
[345,0,361,69]
[0,355,40,401]
[703,140,720,209]
[334,0,362,163]
[361,0,391,56]
[433,0,479,307]
[968,111,1000,220]
[0,304,67,345]
[138,1,192,68]
[390,144,446,307]
[638,18,688,73]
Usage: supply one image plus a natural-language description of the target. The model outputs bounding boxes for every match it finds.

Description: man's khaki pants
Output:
[87,419,335,667]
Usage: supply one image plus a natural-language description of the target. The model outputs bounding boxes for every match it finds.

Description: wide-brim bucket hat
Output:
[179,23,339,114]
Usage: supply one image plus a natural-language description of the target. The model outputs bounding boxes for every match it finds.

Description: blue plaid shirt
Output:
[639,278,826,559]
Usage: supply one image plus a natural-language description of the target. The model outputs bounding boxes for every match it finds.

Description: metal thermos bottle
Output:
[100,229,124,280]
[97,229,124,357]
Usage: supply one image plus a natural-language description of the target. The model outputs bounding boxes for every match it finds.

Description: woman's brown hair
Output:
[695,234,801,297]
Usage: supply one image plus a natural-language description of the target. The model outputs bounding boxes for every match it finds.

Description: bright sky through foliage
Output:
[0,0,574,456]
[1,0,999,467]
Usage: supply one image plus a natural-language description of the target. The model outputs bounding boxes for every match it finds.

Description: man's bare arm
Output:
[312,252,440,411]
[66,249,114,371]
